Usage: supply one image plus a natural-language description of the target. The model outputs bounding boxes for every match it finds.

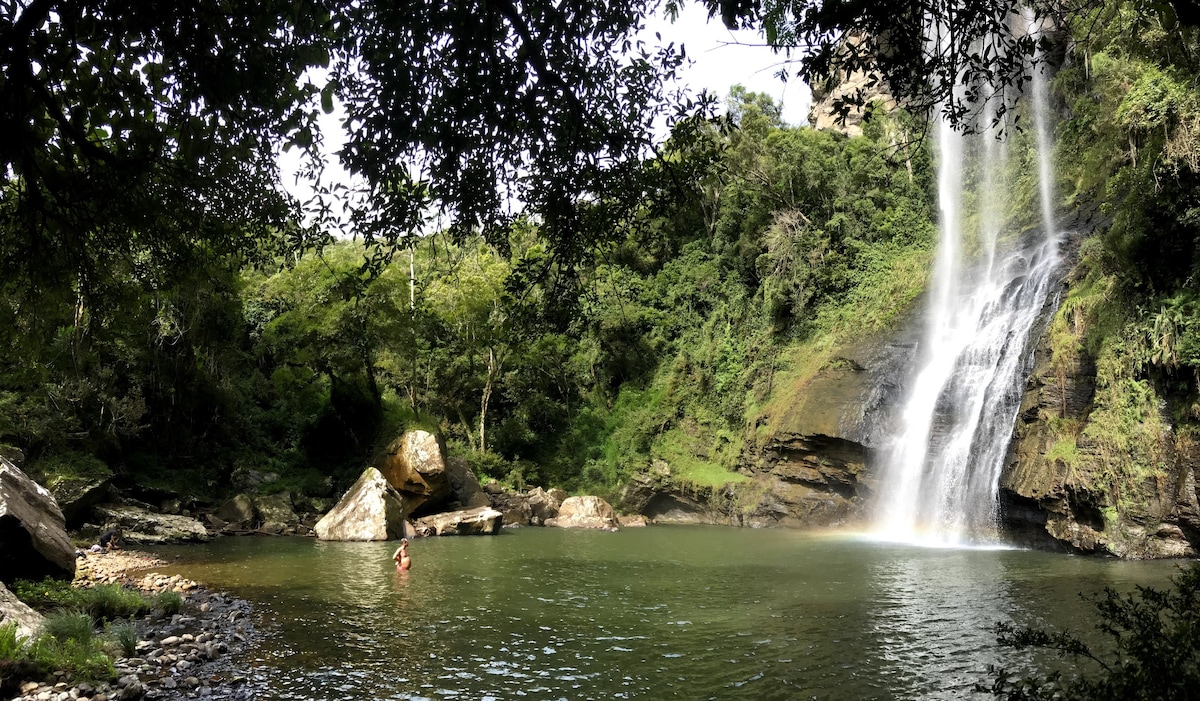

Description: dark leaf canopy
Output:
[329,0,695,266]
[699,0,1085,129]
[0,0,336,292]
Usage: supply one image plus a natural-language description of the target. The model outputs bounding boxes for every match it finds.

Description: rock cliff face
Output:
[618,321,918,528]
[808,32,897,137]
[1001,263,1200,558]
[737,324,917,527]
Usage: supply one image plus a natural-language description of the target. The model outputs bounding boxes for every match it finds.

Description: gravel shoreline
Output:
[10,551,257,701]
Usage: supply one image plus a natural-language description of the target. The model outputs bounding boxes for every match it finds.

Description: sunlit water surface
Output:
[145,527,1183,700]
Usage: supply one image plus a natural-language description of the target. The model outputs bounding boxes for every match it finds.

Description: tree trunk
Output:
[479,347,496,454]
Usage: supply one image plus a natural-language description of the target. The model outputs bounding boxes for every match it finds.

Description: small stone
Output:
[160,636,181,646]
[184,677,199,688]
[181,634,194,642]
[160,678,176,690]
[20,682,39,693]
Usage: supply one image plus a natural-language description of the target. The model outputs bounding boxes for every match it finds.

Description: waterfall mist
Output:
[872,12,1061,546]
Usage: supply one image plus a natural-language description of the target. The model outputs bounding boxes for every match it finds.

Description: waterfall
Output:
[872,13,1060,546]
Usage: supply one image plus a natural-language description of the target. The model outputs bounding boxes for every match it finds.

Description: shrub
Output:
[105,621,138,658]
[11,578,85,612]
[152,590,184,616]
[41,612,93,646]
[82,584,150,621]
[0,621,28,659]
[978,562,1200,700]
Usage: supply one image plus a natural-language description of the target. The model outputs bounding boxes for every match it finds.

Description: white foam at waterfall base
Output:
[870,13,1061,549]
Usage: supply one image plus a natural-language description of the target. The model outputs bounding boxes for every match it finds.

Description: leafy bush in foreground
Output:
[979,562,1200,700]
[0,621,114,689]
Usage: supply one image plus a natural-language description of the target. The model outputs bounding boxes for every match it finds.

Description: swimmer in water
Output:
[392,538,412,572]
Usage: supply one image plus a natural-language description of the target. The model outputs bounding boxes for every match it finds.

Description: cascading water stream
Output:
[872,13,1061,547]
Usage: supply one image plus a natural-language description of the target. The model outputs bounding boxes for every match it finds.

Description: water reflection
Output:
[146,528,1179,701]
[865,548,1017,698]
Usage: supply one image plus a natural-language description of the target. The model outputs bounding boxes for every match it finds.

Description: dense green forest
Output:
[1,0,1198,513]
[0,88,937,501]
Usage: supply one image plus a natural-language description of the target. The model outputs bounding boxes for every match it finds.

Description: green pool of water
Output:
[145,526,1185,700]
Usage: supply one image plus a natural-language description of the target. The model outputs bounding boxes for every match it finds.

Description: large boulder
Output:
[94,504,210,544]
[254,492,298,534]
[215,494,256,528]
[445,456,490,509]
[413,506,503,536]
[0,457,76,584]
[549,496,619,530]
[315,468,408,541]
[0,582,44,640]
[46,474,113,528]
[526,487,562,524]
[489,492,533,527]
[378,431,450,514]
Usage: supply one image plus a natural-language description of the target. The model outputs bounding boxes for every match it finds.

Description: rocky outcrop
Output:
[214,494,256,528]
[0,457,76,584]
[445,456,491,510]
[1001,285,1200,558]
[45,474,113,528]
[491,492,533,526]
[526,487,564,523]
[808,32,897,137]
[732,323,915,528]
[617,464,734,525]
[547,496,618,530]
[315,467,408,541]
[0,582,44,640]
[413,506,503,536]
[378,431,451,515]
[253,492,298,534]
[95,503,210,544]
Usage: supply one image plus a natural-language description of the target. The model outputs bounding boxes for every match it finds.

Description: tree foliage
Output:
[980,563,1200,701]
[697,0,1200,130]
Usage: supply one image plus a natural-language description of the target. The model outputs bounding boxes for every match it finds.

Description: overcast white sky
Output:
[280,5,807,221]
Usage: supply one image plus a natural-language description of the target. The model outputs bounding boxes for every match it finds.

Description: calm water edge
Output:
[145,526,1185,701]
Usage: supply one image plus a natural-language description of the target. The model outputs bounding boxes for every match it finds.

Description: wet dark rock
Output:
[489,492,533,527]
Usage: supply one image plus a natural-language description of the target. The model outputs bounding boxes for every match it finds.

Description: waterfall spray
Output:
[872,11,1061,546]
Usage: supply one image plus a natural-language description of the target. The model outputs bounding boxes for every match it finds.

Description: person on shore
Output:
[98,527,123,552]
[392,538,412,572]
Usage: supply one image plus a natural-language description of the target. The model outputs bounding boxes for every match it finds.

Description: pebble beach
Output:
[9,551,256,701]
